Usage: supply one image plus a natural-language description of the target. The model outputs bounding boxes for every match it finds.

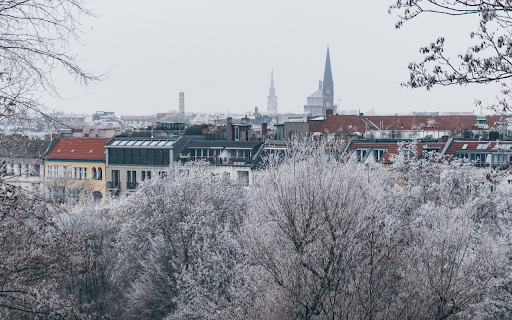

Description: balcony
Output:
[107,181,120,189]
[126,181,138,189]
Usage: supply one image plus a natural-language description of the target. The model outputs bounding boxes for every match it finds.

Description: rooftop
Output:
[46,137,109,161]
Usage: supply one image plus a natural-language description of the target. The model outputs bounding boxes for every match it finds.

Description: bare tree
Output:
[389,0,512,112]
[0,0,99,127]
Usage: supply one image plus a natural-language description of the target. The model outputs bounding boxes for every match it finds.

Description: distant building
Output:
[304,47,337,116]
[179,92,185,114]
[303,81,324,117]
[267,70,278,114]
[121,116,154,128]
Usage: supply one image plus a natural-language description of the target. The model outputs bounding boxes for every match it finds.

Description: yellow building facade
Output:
[44,137,109,204]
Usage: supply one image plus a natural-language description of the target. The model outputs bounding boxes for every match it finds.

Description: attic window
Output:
[71,149,75,153]
[89,150,93,153]
[476,144,488,150]
[461,144,468,150]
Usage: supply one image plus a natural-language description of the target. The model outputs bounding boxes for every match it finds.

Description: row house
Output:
[343,139,512,171]
[105,136,177,196]
[1,139,52,194]
[181,140,265,185]
[440,139,512,169]
[44,137,108,204]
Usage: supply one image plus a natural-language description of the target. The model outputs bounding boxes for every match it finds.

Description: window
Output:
[108,147,170,166]
[461,143,468,150]
[127,170,137,189]
[32,164,41,177]
[142,171,152,181]
[73,167,88,180]
[91,167,97,180]
[96,167,102,180]
[373,149,385,161]
[47,165,58,178]
[62,165,69,178]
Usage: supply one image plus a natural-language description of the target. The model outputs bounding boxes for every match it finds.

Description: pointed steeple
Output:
[267,68,278,114]
[322,47,334,114]
[323,47,333,91]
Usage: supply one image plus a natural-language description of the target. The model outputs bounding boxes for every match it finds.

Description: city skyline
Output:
[42,1,501,116]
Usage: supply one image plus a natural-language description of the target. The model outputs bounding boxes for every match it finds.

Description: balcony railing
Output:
[126,181,138,189]
[107,181,120,189]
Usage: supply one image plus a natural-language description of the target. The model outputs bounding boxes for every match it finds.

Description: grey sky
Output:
[45,0,500,116]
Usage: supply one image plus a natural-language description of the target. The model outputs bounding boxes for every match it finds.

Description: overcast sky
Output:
[44,0,500,116]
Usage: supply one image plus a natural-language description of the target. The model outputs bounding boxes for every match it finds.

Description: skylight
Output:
[461,144,468,150]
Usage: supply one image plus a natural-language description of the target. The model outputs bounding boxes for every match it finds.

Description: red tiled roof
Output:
[443,140,512,160]
[365,115,505,131]
[46,137,109,161]
[309,115,364,133]
[309,115,507,133]
[345,142,445,164]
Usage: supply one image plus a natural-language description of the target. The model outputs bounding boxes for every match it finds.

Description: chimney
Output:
[326,109,334,118]
[227,117,233,140]
[262,123,268,137]
[319,81,323,90]
[241,116,250,124]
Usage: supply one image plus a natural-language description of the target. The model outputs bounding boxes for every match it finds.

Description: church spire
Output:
[323,47,334,114]
[267,69,278,114]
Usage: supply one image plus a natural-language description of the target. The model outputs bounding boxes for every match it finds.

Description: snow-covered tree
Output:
[110,163,252,320]
[0,186,81,319]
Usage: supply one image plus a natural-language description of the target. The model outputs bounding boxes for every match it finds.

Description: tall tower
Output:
[179,92,185,114]
[322,47,334,115]
[267,69,278,114]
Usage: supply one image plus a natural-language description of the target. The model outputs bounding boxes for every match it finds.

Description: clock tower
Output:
[322,47,334,116]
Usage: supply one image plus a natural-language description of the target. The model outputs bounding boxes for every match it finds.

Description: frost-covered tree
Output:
[247,139,404,319]
[110,163,252,320]
[0,186,81,319]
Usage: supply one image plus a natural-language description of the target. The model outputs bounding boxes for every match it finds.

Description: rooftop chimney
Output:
[326,109,334,118]
[262,123,268,138]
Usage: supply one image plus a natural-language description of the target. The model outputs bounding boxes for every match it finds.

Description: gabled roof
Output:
[0,139,52,158]
[46,137,109,161]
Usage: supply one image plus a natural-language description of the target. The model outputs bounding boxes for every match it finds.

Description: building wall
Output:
[3,160,45,194]
[44,160,106,196]
[106,164,170,196]
[105,148,174,196]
